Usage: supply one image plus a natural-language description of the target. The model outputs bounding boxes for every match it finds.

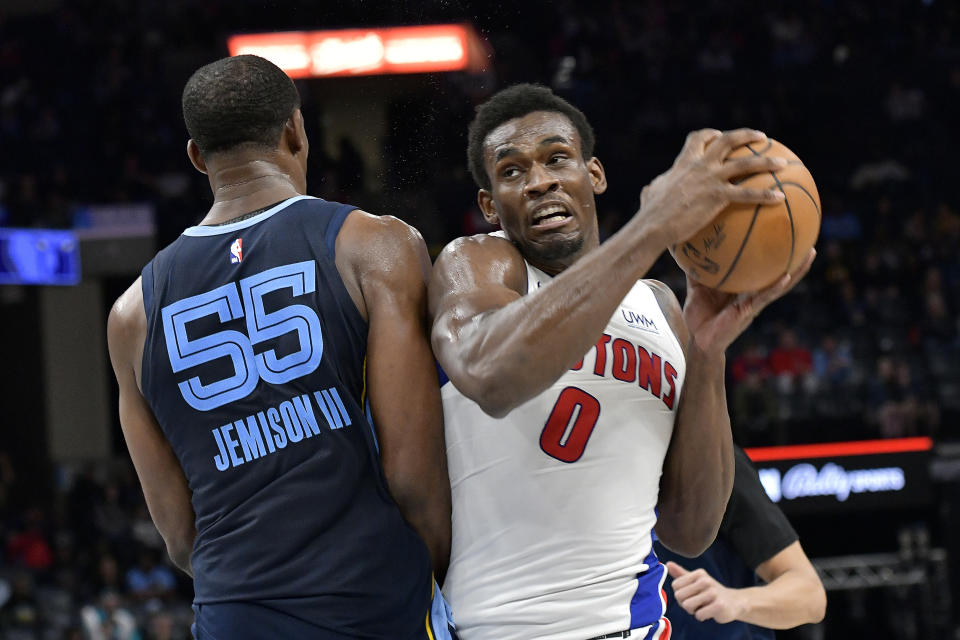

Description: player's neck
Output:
[525,234,600,276]
[202,159,304,226]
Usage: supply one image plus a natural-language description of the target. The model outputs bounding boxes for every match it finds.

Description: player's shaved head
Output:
[467,83,596,190]
[182,54,301,156]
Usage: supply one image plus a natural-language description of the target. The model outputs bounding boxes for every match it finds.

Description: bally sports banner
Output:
[745,437,933,514]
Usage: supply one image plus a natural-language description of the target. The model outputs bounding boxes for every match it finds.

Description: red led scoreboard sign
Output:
[228,24,491,78]
[745,437,934,514]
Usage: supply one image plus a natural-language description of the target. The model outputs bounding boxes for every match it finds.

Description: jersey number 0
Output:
[539,386,601,463]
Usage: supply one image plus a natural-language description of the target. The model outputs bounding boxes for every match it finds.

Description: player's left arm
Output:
[666,540,826,628]
[107,282,196,576]
[341,212,451,583]
[650,249,815,555]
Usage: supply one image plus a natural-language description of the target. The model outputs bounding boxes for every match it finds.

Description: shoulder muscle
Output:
[335,211,432,320]
[107,278,147,387]
[429,234,527,318]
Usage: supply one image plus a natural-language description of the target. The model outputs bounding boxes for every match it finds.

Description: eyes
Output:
[500,153,570,179]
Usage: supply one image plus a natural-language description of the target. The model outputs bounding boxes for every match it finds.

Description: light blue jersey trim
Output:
[182,195,315,236]
[430,580,457,640]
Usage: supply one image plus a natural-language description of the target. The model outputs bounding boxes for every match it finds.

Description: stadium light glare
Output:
[228,24,490,78]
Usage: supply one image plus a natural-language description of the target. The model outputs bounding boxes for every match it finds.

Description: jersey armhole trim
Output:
[139,259,156,395]
[324,204,359,258]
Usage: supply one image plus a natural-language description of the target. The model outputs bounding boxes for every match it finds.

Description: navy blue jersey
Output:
[140,196,438,638]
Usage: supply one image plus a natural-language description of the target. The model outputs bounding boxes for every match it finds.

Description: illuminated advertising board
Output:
[745,437,933,514]
[228,24,491,78]
[0,228,80,286]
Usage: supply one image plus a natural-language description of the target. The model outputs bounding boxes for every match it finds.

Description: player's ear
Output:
[283,109,306,156]
[588,157,607,195]
[478,190,500,225]
[187,139,207,175]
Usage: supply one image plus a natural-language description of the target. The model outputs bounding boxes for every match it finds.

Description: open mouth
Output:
[532,203,573,228]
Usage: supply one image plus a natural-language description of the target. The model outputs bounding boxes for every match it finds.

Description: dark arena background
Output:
[1,0,959,638]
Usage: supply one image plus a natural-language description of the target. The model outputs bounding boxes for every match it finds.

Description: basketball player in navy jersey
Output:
[107,55,455,639]
[430,84,816,639]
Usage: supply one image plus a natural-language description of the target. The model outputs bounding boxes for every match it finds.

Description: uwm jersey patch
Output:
[442,253,685,640]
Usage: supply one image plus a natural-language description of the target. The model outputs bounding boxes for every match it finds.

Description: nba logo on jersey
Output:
[230,238,243,264]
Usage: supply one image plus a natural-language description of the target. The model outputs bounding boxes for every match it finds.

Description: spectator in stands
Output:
[0,571,44,638]
[80,589,140,640]
[812,334,854,388]
[730,340,771,384]
[125,549,176,607]
[6,507,54,574]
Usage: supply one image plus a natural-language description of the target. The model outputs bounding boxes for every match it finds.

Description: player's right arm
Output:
[429,230,665,418]
[107,280,196,576]
[337,211,452,581]
[430,129,787,418]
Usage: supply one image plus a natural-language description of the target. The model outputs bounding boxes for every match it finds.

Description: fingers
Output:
[671,568,712,597]
[724,182,786,205]
[703,128,768,161]
[694,601,723,622]
[790,247,817,280]
[680,590,716,616]
[665,561,688,579]
[720,155,788,181]
[749,247,818,310]
[680,129,722,157]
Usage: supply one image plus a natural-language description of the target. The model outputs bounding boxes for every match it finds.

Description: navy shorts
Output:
[192,595,459,640]
[193,602,358,640]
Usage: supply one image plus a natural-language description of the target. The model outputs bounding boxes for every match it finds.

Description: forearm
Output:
[736,571,827,628]
[455,221,666,415]
[390,482,451,583]
[656,342,733,555]
[164,537,194,578]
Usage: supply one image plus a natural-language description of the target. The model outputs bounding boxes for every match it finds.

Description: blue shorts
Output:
[192,584,458,640]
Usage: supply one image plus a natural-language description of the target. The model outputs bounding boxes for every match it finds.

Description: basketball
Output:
[671,138,821,293]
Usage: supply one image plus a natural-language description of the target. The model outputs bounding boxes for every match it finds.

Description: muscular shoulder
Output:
[335,210,432,320]
[432,233,527,298]
[338,210,429,269]
[642,279,689,349]
[107,278,147,379]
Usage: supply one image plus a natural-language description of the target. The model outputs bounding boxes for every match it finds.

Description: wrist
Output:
[730,587,751,622]
[624,213,672,255]
[686,335,727,368]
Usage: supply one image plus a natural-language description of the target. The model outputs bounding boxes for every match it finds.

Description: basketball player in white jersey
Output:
[429,84,815,640]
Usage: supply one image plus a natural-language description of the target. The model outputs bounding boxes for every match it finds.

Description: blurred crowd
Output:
[1,0,959,635]
[2,1,957,438]
[0,453,193,639]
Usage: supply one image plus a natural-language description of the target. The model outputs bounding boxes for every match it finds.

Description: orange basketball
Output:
[671,139,821,293]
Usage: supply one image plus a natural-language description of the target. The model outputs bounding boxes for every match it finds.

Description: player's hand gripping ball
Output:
[671,139,820,293]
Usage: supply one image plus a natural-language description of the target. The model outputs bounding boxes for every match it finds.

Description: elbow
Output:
[655,519,720,558]
[162,533,194,577]
[807,580,827,624]
[475,394,516,419]
[458,364,523,419]
[165,541,192,576]
[666,533,714,558]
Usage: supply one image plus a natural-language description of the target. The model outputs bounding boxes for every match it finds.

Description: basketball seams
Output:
[768,170,796,276]
[714,203,762,290]
[781,181,821,218]
[679,138,817,292]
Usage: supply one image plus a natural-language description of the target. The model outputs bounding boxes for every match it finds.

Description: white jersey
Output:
[442,255,686,640]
